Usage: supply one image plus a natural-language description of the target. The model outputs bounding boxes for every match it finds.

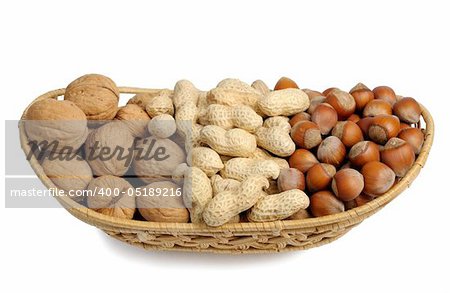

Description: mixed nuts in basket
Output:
[23,74,426,227]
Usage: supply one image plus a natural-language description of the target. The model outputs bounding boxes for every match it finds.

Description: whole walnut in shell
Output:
[133,136,186,183]
[86,175,135,219]
[42,155,93,203]
[25,99,88,153]
[84,122,134,176]
[115,104,150,137]
[64,74,119,120]
[136,181,189,223]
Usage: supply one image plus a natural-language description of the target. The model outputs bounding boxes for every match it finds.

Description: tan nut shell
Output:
[145,91,174,118]
[41,156,93,203]
[251,79,271,96]
[133,136,186,183]
[263,116,291,133]
[181,166,213,223]
[248,189,309,222]
[221,158,280,181]
[255,126,296,157]
[64,74,119,120]
[24,99,88,153]
[200,125,257,157]
[86,175,135,219]
[147,114,177,138]
[258,88,310,116]
[210,175,241,195]
[137,181,189,223]
[188,147,224,176]
[207,79,262,112]
[84,122,134,176]
[205,104,263,133]
[115,104,150,137]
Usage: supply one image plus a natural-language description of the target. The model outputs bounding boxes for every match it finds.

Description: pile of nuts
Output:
[24,74,424,226]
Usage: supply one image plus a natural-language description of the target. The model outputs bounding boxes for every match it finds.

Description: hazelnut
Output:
[350,83,374,111]
[310,191,345,217]
[347,114,361,123]
[307,95,327,115]
[331,169,364,201]
[277,168,306,191]
[362,99,392,117]
[306,163,336,193]
[323,87,340,96]
[373,86,397,106]
[274,76,299,90]
[325,90,356,119]
[311,103,338,135]
[331,121,364,148]
[303,89,324,100]
[361,161,396,197]
[287,209,311,220]
[398,127,424,155]
[349,141,380,167]
[368,114,400,144]
[393,97,421,124]
[290,120,322,149]
[381,137,415,177]
[288,149,319,173]
[399,123,412,131]
[289,112,311,126]
[357,117,374,137]
[345,193,374,210]
[317,136,346,167]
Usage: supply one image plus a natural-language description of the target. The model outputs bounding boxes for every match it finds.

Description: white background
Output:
[1,0,449,292]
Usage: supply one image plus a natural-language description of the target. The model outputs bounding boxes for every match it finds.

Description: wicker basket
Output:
[19,87,434,254]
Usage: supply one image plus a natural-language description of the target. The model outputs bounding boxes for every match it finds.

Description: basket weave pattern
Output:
[19,87,434,254]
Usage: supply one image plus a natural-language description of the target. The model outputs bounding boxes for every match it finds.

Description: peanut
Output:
[145,90,174,117]
[258,88,309,116]
[200,125,257,157]
[255,126,296,157]
[263,116,291,133]
[202,176,269,226]
[147,114,177,138]
[211,174,241,195]
[248,189,309,222]
[220,158,280,181]
[204,104,263,133]
[251,79,271,96]
[187,147,224,176]
[248,148,290,170]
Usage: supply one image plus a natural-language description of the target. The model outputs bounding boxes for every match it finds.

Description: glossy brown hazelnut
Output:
[347,114,361,123]
[331,121,364,148]
[290,120,322,149]
[373,86,397,106]
[287,209,311,220]
[289,112,311,126]
[345,193,374,210]
[393,97,422,124]
[362,99,392,117]
[289,149,319,173]
[277,168,306,191]
[349,141,380,167]
[306,163,336,193]
[350,84,374,111]
[307,95,327,115]
[311,103,338,135]
[398,127,424,155]
[325,90,356,120]
[322,87,340,96]
[368,114,400,144]
[274,77,299,90]
[331,169,364,201]
[399,123,412,131]
[317,136,346,167]
[381,137,415,177]
[357,117,374,137]
[310,191,345,217]
[361,161,396,197]
[303,89,324,100]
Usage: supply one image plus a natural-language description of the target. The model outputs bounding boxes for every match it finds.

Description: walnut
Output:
[136,181,189,223]
[64,74,119,120]
[133,136,186,183]
[115,104,150,137]
[84,122,134,176]
[41,155,93,203]
[24,99,88,153]
[86,175,135,219]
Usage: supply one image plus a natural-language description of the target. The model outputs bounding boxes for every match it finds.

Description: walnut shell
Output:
[84,122,134,176]
[64,74,119,120]
[115,104,150,137]
[133,137,186,183]
[86,175,135,219]
[24,99,88,153]
[137,181,189,223]
[41,155,93,203]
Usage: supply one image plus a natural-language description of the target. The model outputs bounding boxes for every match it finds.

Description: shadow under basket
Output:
[19,87,435,254]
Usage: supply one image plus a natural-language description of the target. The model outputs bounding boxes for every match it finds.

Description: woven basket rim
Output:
[19,87,435,233]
